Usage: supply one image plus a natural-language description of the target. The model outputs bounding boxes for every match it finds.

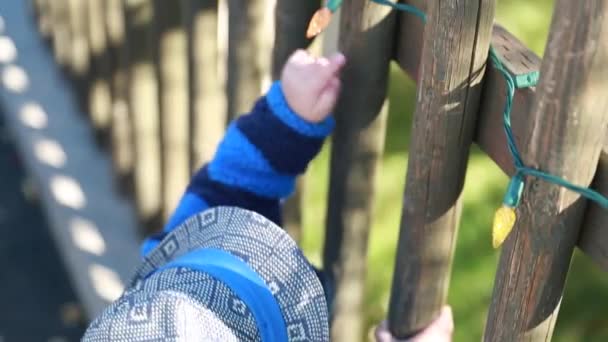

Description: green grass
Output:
[299,1,608,340]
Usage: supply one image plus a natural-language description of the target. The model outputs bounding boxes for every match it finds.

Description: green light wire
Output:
[326,0,343,12]
[370,0,427,22]
[489,47,608,209]
[326,0,427,22]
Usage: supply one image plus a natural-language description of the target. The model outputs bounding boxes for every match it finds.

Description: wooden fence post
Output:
[153,0,190,220]
[87,0,112,143]
[48,0,71,68]
[271,0,320,242]
[226,0,268,119]
[322,0,394,339]
[484,1,608,341]
[124,0,162,231]
[185,0,226,170]
[271,0,318,74]
[105,0,135,194]
[66,0,90,109]
[579,138,608,271]
[387,0,496,337]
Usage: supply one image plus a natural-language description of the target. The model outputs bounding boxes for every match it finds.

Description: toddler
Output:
[83,50,452,342]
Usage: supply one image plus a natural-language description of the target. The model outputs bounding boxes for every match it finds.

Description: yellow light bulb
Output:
[306,8,332,38]
[492,205,516,248]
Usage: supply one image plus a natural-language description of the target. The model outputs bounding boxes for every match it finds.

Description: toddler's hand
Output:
[374,306,454,342]
[281,49,346,123]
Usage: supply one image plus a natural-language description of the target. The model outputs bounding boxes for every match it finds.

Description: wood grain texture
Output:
[473,26,608,272]
[322,0,394,340]
[153,0,190,220]
[484,1,608,340]
[271,0,320,243]
[185,0,226,171]
[475,26,540,177]
[105,0,135,194]
[226,0,268,119]
[396,14,608,270]
[124,0,162,231]
[387,0,496,337]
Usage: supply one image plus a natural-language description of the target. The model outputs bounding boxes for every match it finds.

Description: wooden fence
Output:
[30,0,608,341]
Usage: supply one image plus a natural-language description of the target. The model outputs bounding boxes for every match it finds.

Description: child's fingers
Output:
[329,53,347,72]
[436,307,454,334]
[288,49,315,66]
[315,53,347,83]
[374,306,454,342]
[326,77,341,92]
[314,77,342,119]
[374,321,394,342]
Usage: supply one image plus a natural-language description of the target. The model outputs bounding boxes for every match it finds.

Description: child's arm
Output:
[141,50,346,255]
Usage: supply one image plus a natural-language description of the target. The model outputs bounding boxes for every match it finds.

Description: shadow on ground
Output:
[0,109,85,341]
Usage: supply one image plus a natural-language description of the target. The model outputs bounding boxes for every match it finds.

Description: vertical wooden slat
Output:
[153,0,190,220]
[87,0,112,143]
[34,0,53,39]
[66,0,90,109]
[271,0,318,76]
[32,0,42,18]
[579,147,608,272]
[48,0,72,67]
[484,1,608,341]
[387,0,496,338]
[124,0,162,230]
[226,0,267,119]
[105,0,135,193]
[185,0,226,171]
[271,0,320,242]
[322,1,394,339]
[394,0,425,80]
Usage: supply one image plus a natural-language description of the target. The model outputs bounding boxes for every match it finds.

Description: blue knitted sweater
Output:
[141,82,335,255]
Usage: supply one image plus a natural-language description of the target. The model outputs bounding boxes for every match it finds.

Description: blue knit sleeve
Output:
[141,81,333,257]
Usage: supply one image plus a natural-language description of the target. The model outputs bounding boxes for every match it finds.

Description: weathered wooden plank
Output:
[105,0,135,194]
[124,0,162,231]
[153,0,190,220]
[471,26,608,272]
[484,1,608,340]
[271,0,320,242]
[322,0,394,340]
[185,0,226,171]
[475,26,540,177]
[226,0,268,119]
[387,0,496,338]
[87,0,112,142]
[396,9,608,271]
